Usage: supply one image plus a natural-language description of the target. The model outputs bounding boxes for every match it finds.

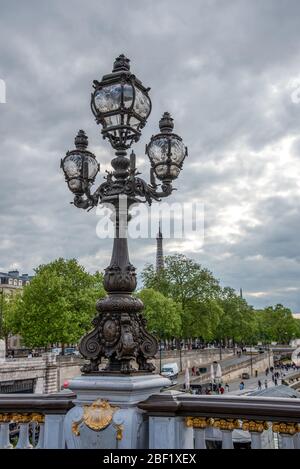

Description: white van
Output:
[161,363,179,384]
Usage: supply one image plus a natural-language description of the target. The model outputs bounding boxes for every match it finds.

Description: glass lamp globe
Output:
[91,54,151,150]
[146,112,187,181]
[61,130,99,195]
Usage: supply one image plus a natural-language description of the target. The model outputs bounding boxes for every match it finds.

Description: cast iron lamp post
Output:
[61,55,187,374]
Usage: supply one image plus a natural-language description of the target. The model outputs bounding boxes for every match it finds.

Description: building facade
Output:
[0,270,33,349]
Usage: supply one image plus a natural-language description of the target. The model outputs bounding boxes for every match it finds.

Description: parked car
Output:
[241,372,250,379]
[161,363,179,384]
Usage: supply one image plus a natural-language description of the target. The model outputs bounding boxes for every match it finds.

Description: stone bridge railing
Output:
[138,393,300,449]
[1,389,300,449]
[0,392,74,448]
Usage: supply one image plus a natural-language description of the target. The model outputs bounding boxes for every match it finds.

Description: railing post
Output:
[279,434,295,449]
[15,423,32,449]
[194,429,206,449]
[0,422,12,449]
[242,420,269,450]
[213,419,239,450]
[149,416,193,449]
[273,423,300,450]
[44,414,65,449]
[221,430,234,449]
[185,417,209,449]
[293,433,300,449]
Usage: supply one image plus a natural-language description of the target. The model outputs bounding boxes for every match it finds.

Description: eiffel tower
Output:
[156,221,164,273]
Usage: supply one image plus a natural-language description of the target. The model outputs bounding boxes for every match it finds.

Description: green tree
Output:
[13,258,105,349]
[216,287,258,346]
[138,288,182,339]
[142,254,222,340]
[142,254,221,308]
[257,304,299,344]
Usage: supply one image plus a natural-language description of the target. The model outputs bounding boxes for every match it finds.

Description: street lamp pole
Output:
[61,55,187,374]
[179,343,183,373]
[159,342,162,373]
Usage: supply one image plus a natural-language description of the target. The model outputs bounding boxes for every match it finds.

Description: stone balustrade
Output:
[1,387,300,449]
[138,393,300,449]
[0,392,74,448]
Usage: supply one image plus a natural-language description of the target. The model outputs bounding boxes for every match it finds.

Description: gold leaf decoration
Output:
[83,399,119,432]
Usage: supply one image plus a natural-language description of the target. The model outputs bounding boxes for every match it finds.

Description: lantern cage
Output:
[91,54,152,151]
[146,112,188,182]
[61,130,99,196]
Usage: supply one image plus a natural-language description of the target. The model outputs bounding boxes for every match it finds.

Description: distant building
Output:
[0,270,32,294]
[0,270,33,349]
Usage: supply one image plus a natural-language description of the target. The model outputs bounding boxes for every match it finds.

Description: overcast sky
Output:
[1,0,300,311]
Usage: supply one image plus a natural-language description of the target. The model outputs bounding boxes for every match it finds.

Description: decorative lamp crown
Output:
[91,55,152,151]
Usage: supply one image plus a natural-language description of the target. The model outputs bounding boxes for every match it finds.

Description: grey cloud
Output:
[1,0,300,311]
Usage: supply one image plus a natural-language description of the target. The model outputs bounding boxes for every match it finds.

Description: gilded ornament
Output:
[213,418,240,431]
[11,413,32,423]
[71,399,119,436]
[30,413,45,424]
[272,422,300,435]
[0,413,11,423]
[115,424,124,441]
[242,420,269,433]
[185,417,213,429]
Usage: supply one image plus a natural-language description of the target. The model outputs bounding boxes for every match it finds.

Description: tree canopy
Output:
[12,258,105,348]
[5,255,300,349]
[137,288,182,338]
[141,254,300,345]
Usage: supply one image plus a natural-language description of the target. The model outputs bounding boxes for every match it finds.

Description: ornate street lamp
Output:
[61,55,187,374]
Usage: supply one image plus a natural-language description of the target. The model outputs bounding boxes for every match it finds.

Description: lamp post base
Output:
[64,374,170,449]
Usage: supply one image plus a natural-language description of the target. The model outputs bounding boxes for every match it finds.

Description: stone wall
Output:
[2,349,272,395]
[0,349,235,393]
[0,354,85,394]
[0,356,49,393]
[181,352,274,389]
[152,349,233,372]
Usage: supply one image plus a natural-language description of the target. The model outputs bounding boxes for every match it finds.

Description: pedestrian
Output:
[265,380,268,389]
[265,368,269,376]
[220,386,225,394]
[274,378,278,386]
[258,380,262,390]
[272,374,275,382]
[225,383,229,392]
[239,382,245,391]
